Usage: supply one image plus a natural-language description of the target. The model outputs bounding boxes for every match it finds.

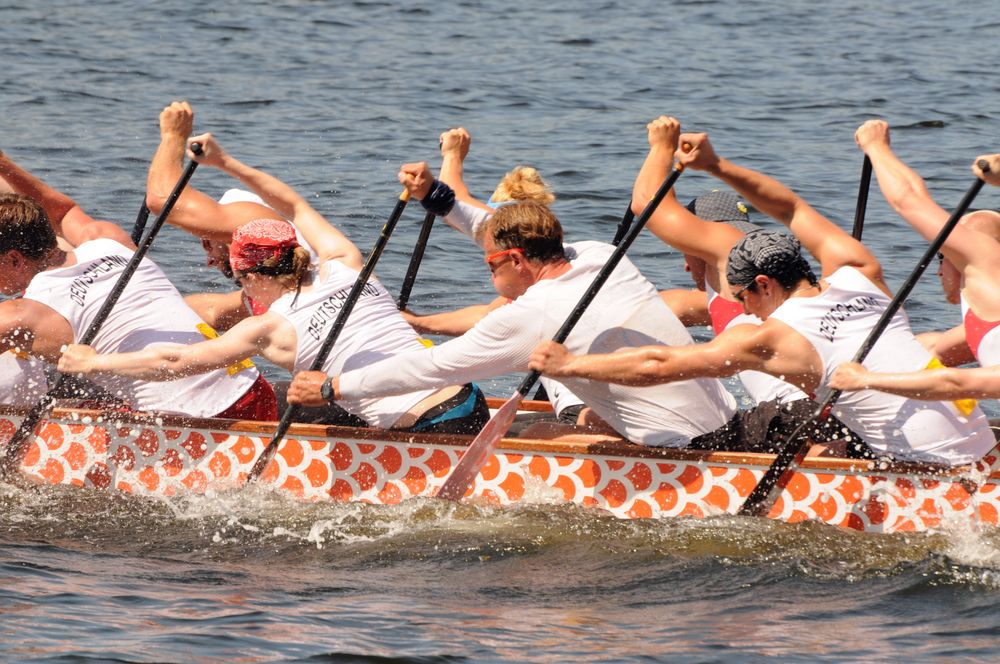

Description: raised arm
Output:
[438,128,491,212]
[631,117,743,286]
[398,161,491,246]
[677,131,882,286]
[187,134,362,270]
[857,120,1000,279]
[0,149,132,248]
[147,102,279,244]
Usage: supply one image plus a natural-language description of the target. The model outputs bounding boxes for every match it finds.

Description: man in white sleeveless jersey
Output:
[528,122,995,465]
[0,149,276,421]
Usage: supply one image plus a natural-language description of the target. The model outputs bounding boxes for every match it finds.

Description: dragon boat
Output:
[3,400,999,535]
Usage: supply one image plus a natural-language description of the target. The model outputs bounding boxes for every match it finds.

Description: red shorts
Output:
[213,374,278,421]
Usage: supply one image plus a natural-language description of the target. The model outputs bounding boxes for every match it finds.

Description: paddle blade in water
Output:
[436,391,523,501]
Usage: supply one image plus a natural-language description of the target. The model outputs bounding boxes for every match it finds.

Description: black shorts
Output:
[688,398,874,458]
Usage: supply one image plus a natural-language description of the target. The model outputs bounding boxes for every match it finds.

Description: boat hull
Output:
[3,405,998,534]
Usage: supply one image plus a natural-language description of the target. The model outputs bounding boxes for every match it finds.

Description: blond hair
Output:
[491,166,555,205]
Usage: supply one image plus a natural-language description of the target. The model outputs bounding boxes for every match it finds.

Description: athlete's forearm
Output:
[214,154,301,221]
[709,157,807,228]
[857,366,1000,401]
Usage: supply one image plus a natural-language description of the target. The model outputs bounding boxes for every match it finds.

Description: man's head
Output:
[727,229,818,318]
[477,201,567,299]
[0,194,57,294]
[683,190,760,290]
[203,190,278,280]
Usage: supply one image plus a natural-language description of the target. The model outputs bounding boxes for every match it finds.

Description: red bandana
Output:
[229,218,298,272]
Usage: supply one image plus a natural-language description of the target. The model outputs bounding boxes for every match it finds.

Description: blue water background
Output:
[3,0,1000,661]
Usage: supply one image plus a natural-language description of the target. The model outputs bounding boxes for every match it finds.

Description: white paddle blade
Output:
[435,391,524,501]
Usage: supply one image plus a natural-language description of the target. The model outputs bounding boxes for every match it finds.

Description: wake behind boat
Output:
[4,400,999,535]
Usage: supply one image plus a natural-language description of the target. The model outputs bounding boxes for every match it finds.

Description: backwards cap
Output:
[726,229,817,288]
[686,190,761,234]
[229,218,299,272]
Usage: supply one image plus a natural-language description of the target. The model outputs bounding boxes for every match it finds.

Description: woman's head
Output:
[490,166,555,207]
[230,218,310,292]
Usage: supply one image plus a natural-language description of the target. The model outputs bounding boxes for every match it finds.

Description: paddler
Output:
[829,121,1000,404]
[58,134,487,435]
[528,120,995,465]
[399,127,591,431]
[0,149,277,420]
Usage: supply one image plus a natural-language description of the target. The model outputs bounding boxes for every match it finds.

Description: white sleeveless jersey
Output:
[961,295,1000,367]
[268,260,438,429]
[22,239,257,416]
[769,266,994,464]
[0,351,48,407]
[704,283,806,405]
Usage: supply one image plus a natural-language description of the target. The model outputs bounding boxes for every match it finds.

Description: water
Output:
[3,0,1000,660]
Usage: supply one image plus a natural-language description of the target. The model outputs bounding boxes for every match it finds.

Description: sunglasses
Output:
[732,282,756,303]
[485,247,524,274]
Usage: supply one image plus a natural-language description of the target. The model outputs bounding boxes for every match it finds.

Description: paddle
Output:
[0,144,204,476]
[130,200,152,245]
[247,189,412,482]
[397,211,435,310]
[851,156,872,241]
[436,164,685,501]
[611,206,635,247]
[738,166,990,517]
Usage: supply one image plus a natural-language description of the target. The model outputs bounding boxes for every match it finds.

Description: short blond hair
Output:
[491,166,555,205]
[478,201,565,263]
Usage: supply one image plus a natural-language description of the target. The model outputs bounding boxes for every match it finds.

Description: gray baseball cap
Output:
[685,190,761,234]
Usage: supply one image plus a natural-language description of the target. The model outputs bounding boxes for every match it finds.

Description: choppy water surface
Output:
[3,0,1000,661]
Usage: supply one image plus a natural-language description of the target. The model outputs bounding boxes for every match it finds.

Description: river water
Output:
[3,0,1000,661]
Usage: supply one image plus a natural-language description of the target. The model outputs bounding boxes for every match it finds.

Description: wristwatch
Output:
[320,376,335,402]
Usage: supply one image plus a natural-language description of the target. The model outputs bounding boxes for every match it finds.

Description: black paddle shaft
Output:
[611,206,636,247]
[514,166,684,400]
[130,200,152,245]
[0,145,203,475]
[397,210,435,310]
[739,171,989,517]
[851,156,873,241]
[247,191,411,482]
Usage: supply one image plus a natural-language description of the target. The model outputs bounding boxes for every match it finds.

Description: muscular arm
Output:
[198,137,362,270]
[0,150,131,248]
[531,320,819,392]
[831,361,1000,400]
[917,324,976,367]
[58,314,287,380]
[680,133,881,286]
[402,296,508,336]
[631,118,741,275]
[437,127,492,213]
[857,121,1000,320]
[146,103,281,244]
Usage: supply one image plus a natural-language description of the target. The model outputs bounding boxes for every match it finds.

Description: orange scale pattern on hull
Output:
[8,411,1000,535]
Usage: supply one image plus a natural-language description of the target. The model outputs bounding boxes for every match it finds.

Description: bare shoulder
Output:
[0,298,74,356]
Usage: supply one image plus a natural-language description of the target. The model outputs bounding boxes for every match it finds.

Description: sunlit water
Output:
[3,0,1000,661]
